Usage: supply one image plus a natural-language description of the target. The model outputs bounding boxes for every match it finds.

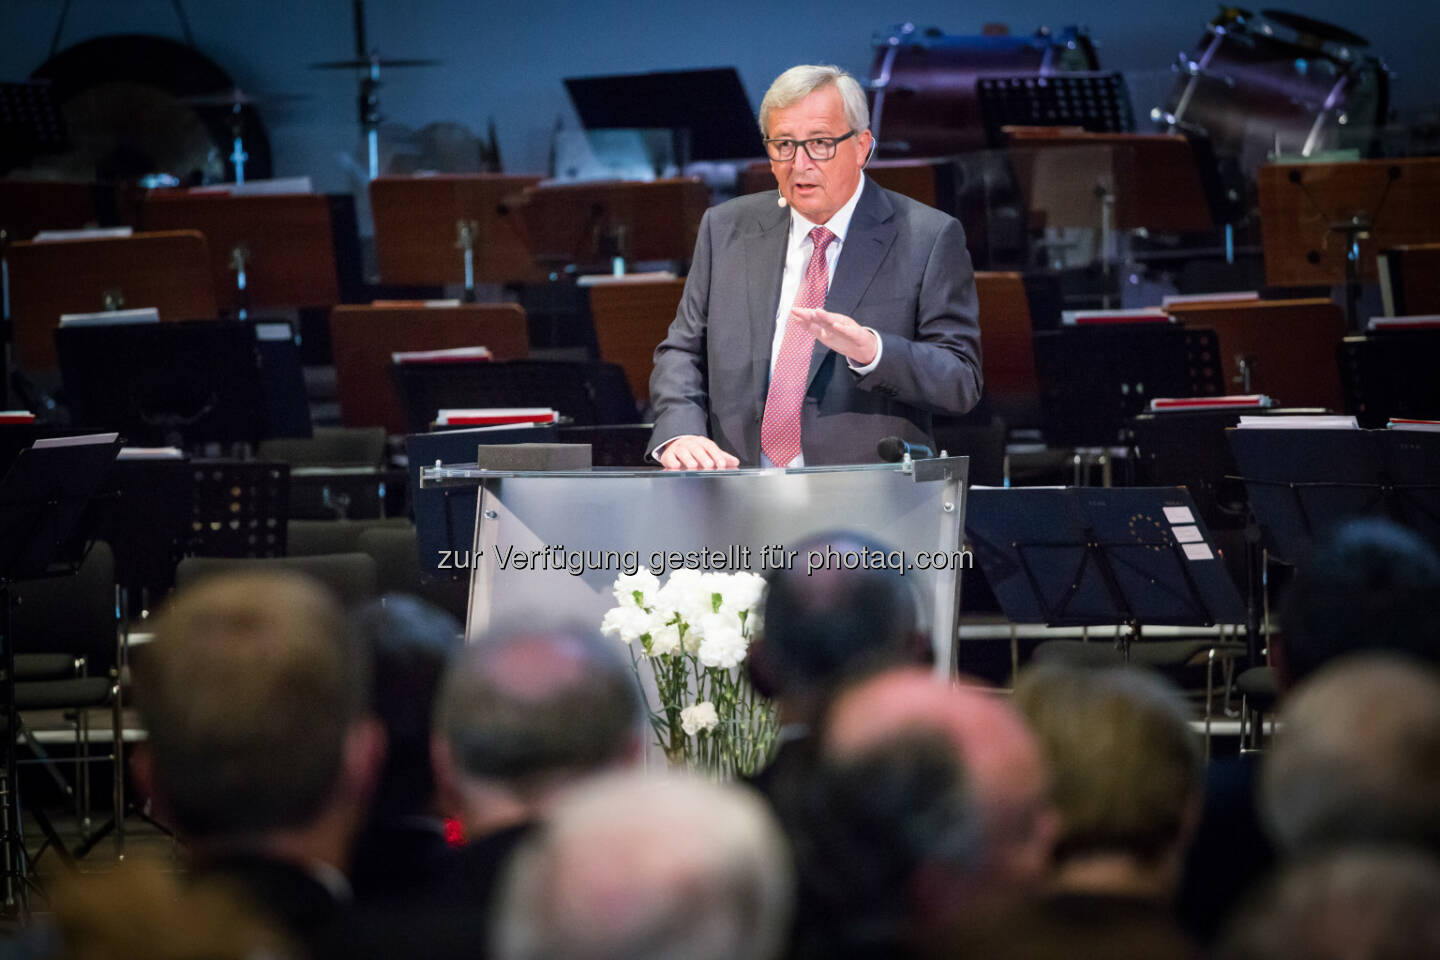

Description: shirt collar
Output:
[789,174,866,248]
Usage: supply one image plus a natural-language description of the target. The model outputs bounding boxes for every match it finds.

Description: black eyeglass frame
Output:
[762,129,858,162]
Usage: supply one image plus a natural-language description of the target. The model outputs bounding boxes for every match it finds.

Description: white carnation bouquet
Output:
[600,568,777,777]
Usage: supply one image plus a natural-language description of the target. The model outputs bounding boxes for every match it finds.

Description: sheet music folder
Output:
[965,486,1245,631]
[0,435,123,579]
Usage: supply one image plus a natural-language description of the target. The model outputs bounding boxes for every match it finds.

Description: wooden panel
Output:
[0,179,99,241]
[1381,243,1440,315]
[587,277,686,405]
[140,192,339,309]
[974,271,1037,424]
[1006,130,1213,233]
[8,230,216,372]
[328,304,530,435]
[369,174,546,286]
[1258,158,1440,287]
[1168,298,1346,408]
[517,178,709,268]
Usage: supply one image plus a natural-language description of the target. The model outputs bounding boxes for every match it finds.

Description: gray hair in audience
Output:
[1015,663,1203,863]
[759,64,870,138]
[435,625,644,792]
[492,773,795,960]
[1215,847,1440,960]
[1260,655,1440,854]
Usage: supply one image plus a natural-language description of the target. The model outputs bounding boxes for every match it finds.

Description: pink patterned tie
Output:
[761,226,836,467]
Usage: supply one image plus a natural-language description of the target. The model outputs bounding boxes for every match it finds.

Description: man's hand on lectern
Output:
[658,435,740,471]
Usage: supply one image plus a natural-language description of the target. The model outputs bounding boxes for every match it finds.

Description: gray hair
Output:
[493,773,795,960]
[759,64,870,138]
[1260,655,1440,854]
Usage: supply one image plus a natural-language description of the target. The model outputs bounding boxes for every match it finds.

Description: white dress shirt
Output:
[763,175,882,467]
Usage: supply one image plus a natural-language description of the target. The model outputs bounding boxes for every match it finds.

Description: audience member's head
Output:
[49,864,302,960]
[492,773,794,960]
[1215,848,1440,960]
[353,594,462,820]
[751,531,927,714]
[1276,518,1440,689]
[1260,655,1440,855]
[1014,663,1204,899]
[433,625,644,836]
[822,668,1057,925]
[135,571,381,861]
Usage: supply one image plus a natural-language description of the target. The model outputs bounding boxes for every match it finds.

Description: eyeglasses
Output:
[763,130,857,162]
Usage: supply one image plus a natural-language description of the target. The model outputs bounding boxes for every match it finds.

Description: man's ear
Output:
[342,716,387,807]
[430,733,466,821]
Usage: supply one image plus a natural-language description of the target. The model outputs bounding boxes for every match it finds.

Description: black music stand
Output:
[977,73,1135,147]
[188,461,290,558]
[391,359,637,435]
[564,67,763,165]
[1339,330,1440,428]
[1034,326,1223,447]
[406,424,561,581]
[55,321,276,450]
[0,434,122,916]
[965,486,1246,660]
[1228,428,1440,564]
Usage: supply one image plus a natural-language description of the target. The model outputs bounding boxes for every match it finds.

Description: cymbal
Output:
[180,88,311,108]
[1261,9,1370,48]
[308,58,442,70]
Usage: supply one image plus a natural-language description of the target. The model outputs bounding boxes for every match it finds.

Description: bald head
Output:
[436,627,643,793]
[824,669,1056,900]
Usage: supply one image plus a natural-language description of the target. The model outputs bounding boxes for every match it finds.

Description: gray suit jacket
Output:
[649,182,982,466]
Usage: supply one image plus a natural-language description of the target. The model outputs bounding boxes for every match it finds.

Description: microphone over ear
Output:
[777,195,787,208]
[863,134,878,169]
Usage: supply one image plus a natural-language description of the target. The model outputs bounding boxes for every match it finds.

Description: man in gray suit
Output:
[649,64,982,469]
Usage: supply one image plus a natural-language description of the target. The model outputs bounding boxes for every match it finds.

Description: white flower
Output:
[681,701,719,736]
[697,612,748,670]
[648,620,683,658]
[719,571,767,618]
[599,605,651,645]
[658,569,718,626]
[612,570,660,609]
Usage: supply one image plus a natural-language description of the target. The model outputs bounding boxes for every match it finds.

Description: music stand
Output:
[139,191,340,316]
[515,179,709,274]
[564,67,764,165]
[187,460,290,558]
[405,424,562,580]
[1339,330,1440,427]
[965,485,1246,660]
[55,320,267,449]
[369,175,546,295]
[0,82,67,174]
[7,231,217,373]
[1034,326,1223,447]
[977,73,1134,147]
[391,359,637,435]
[1227,427,1440,564]
[1167,298,1346,408]
[329,303,530,435]
[0,434,122,914]
[1257,158,1440,330]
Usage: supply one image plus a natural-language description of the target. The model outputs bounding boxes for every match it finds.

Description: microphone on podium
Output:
[876,437,936,462]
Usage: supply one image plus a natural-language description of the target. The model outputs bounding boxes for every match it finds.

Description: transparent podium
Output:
[420,458,970,675]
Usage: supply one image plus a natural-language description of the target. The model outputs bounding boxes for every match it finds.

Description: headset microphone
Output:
[777,195,787,208]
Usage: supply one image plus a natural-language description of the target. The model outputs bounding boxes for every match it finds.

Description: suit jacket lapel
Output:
[809,183,897,386]
[746,197,790,396]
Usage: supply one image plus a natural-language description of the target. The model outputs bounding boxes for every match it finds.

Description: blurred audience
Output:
[1275,518,1440,690]
[1215,848,1440,960]
[492,772,793,960]
[1260,655,1440,855]
[964,663,1204,959]
[346,594,463,901]
[133,572,384,949]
